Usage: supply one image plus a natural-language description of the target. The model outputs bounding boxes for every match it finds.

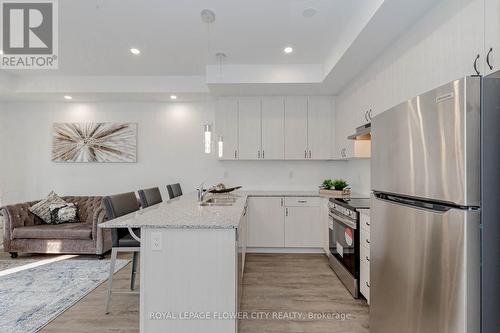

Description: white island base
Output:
[140,227,243,333]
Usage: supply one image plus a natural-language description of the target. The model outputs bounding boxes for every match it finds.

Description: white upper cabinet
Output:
[261,97,285,160]
[215,97,238,160]
[216,96,334,161]
[485,0,500,75]
[237,97,262,160]
[284,96,309,160]
[308,96,333,160]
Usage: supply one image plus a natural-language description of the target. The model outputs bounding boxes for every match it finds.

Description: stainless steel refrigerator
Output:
[371,76,500,333]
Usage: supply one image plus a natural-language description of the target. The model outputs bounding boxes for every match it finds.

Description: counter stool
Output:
[167,183,183,199]
[102,192,141,314]
[138,187,163,208]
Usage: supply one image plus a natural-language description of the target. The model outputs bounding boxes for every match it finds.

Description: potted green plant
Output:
[321,179,334,190]
[319,179,350,196]
[332,179,349,191]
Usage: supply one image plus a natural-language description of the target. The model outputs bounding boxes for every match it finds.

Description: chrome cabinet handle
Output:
[280,198,283,206]
[262,150,265,159]
[366,221,370,226]
[234,150,237,159]
[368,109,373,121]
[298,200,307,203]
[304,150,307,159]
[365,110,369,122]
[366,256,370,262]
[366,282,370,288]
[285,208,288,217]
[308,150,311,159]
[487,47,493,70]
[258,150,260,159]
[366,239,370,244]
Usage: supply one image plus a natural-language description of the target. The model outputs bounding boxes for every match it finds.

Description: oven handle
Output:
[329,212,357,229]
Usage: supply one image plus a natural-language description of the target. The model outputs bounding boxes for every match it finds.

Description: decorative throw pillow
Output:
[29,191,68,224]
[50,203,79,224]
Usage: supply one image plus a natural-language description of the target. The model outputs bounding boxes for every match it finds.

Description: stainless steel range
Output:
[328,197,370,298]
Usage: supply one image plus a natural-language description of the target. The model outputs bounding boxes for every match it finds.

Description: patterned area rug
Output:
[0,257,129,333]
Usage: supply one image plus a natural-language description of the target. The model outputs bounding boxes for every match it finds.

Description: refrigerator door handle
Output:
[373,192,463,213]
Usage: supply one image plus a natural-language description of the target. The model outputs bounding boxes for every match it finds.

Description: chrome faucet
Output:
[197,182,208,203]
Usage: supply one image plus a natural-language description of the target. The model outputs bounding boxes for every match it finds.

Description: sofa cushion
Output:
[50,203,79,224]
[12,223,92,240]
[29,191,68,224]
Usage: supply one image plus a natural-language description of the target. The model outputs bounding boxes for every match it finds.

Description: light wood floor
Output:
[239,254,369,333]
[4,253,369,332]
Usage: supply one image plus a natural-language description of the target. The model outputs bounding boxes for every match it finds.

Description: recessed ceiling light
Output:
[170,95,177,100]
[130,48,141,55]
[284,46,293,54]
[302,8,317,18]
[64,95,73,100]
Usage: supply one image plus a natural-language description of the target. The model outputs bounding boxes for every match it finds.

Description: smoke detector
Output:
[201,9,216,23]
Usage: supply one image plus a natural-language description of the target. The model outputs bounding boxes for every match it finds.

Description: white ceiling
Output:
[11,0,370,76]
[0,0,440,101]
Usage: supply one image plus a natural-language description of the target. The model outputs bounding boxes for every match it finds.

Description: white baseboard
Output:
[247,247,325,254]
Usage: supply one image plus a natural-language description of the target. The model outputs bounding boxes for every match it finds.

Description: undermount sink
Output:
[199,197,237,206]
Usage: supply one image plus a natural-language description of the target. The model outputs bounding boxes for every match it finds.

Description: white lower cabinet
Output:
[247,196,322,250]
[359,211,371,304]
[247,197,284,247]
[285,206,321,248]
[284,197,321,248]
[320,198,330,254]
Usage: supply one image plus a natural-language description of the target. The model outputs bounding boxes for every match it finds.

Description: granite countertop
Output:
[98,190,321,230]
[98,189,371,229]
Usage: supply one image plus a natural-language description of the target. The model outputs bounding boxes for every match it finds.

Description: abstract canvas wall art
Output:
[52,123,137,163]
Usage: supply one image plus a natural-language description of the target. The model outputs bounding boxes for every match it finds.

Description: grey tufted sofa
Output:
[0,196,112,258]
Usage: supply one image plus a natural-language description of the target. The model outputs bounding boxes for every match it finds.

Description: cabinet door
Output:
[334,101,350,159]
[215,98,238,160]
[248,197,284,247]
[284,206,322,248]
[284,96,308,160]
[485,0,500,74]
[308,96,332,160]
[261,97,285,159]
[239,205,248,275]
[238,97,262,160]
[320,198,330,254]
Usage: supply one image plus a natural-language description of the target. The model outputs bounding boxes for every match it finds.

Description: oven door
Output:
[329,211,358,277]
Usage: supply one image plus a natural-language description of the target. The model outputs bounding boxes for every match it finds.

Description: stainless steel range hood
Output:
[348,123,371,140]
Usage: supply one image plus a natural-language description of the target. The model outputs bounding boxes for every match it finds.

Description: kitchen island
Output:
[99,190,321,333]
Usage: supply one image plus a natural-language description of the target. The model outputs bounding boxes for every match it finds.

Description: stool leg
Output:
[105,248,118,314]
[131,251,139,290]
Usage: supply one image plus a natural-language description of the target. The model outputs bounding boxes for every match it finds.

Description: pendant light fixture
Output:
[215,53,227,158]
[201,9,216,154]
[218,136,224,158]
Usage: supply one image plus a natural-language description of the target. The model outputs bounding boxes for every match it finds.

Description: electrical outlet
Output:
[151,232,162,251]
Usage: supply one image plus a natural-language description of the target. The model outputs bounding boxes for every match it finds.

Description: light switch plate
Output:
[151,232,162,251]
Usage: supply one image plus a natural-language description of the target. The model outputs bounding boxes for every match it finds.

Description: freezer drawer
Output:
[370,194,480,333]
[371,77,480,206]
